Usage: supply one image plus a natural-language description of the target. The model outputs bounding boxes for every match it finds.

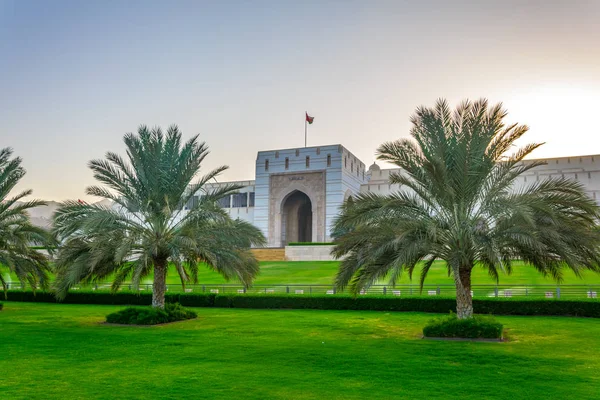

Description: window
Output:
[232,193,248,208]
[344,157,347,168]
[275,151,279,158]
[316,147,320,155]
[327,154,331,167]
[186,195,199,210]
[306,156,310,168]
[265,159,269,171]
[295,149,300,157]
[351,162,353,172]
[362,171,364,180]
[218,196,230,208]
[249,192,255,207]
[589,172,592,179]
[285,157,289,169]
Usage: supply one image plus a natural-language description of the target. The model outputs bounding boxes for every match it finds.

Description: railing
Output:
[6,283,600,299]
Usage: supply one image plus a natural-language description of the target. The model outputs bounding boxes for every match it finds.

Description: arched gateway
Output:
[281,190,312,244]
[267,171,327,247]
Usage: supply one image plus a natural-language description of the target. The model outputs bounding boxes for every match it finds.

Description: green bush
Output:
[106,302,197,325]
[5,291,600,318]
[0,303,3,311]
[423,312,504,339]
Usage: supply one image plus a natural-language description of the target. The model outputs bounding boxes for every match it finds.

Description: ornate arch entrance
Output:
[281,190,312,244]
[268,171,326,247]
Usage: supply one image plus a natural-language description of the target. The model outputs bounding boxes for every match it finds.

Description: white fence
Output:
[8,283,598,299]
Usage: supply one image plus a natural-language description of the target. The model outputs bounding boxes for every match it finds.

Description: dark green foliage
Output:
[106,306,168,325]
[0,303,3,311]
[423,312,503,339]
[286,242,334,246]
[106,302,197,325]
[5,290,600,317]
[6,290,155,305]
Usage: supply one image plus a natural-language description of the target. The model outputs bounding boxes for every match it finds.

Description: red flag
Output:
[305,112,314,124]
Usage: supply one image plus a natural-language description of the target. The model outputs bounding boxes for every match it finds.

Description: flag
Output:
[305,112,314,124]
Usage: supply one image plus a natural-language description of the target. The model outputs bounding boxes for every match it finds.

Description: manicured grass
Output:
[168,260,600,286]
[1,302,600,399]
[4,260,600,288]
[176,261,342,285]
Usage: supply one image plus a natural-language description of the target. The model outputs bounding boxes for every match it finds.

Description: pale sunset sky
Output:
[1,0,599,201]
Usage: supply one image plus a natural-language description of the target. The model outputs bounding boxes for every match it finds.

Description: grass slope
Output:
[166,260,600,286]
[1,302,599,399]
[3,260,600,288]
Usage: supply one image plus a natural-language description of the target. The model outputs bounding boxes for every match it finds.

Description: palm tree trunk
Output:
[455,266,473,319]
[152,260,167,308]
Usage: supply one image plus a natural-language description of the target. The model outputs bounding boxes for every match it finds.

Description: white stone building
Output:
[187,145,600,247]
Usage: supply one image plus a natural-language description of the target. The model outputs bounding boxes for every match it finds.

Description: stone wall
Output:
[251,248,286,262]
[285,245,337,261]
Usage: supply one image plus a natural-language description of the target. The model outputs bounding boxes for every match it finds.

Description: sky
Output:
[1,0,599,201]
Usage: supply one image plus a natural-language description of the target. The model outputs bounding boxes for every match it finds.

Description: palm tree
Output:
[332,99,600,319]
[53,125,266,308]
[0,148,53,295]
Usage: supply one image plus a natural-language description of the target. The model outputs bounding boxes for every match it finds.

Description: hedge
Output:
[4,291,600,317]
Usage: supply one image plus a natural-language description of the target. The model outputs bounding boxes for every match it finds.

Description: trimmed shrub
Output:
[106,303,197,325]
[423,313,504,339]
[5,291,600,318]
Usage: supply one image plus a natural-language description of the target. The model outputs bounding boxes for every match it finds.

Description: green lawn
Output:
[4,260,600,288]
[1,302,599,399]
[166,260,600,286]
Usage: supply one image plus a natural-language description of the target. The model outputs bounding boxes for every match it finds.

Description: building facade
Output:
[191,145,600,247]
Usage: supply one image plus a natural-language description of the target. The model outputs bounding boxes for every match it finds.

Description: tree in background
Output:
[0,148,53,295]
[53,126,265,308]
[332,99,600,318]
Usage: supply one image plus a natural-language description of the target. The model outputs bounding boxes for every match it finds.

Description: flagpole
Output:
[304,117,307,148]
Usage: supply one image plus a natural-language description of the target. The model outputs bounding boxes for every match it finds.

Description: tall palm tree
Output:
[0,148,53,295]
[332,99,600,319]
[53,125,266,308]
